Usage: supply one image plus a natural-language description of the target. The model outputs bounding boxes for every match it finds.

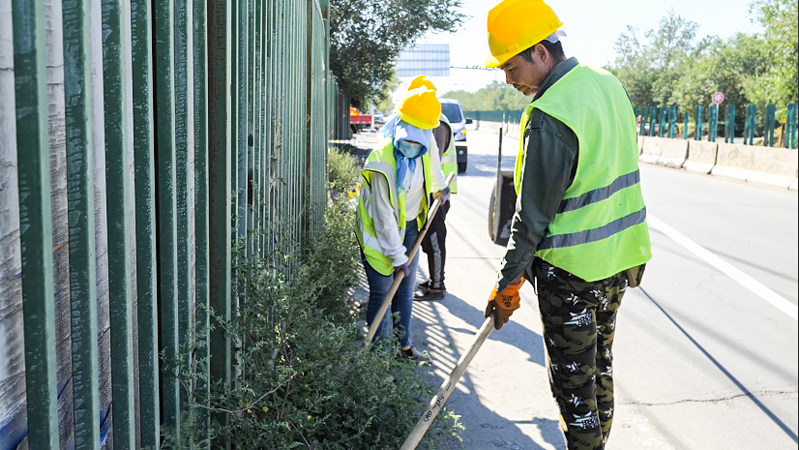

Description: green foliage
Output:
[442,81,532,111]
[329,0,465,107]
[608,1,797,120]
[743,0,798,109]
[164,152,463,449]
[327,146,361,195]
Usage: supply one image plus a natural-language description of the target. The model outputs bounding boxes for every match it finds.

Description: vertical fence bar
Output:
[683,110,689,140]
[244,0,254,254]
[229,0,238,249]
[237,0,248,249]
[193,0,210,441]
[765,104,776,147]
[785,103,797,149]
[265,0,273,251]
[11,0,60,445]
[695,106,704,140]
[130,0,160,443]
[669,106,677,139]
[743,104,756,145]
[648,106,657,137]
[254,0,263,254]
[153,0,181,437]
[61,0,101,445]
[708,104,718,142]
[101,0,137,444]
[173,0,195,421]
[207,0,232,426]
[658,107,666,137]
[639,106,647,135]
[725,104,735,144]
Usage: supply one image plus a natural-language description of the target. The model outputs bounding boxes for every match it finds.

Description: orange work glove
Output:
[484,278,524,330]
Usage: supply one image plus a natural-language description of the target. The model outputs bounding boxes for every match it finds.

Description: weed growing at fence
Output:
[327,146,361,198]
[164,150,463,448]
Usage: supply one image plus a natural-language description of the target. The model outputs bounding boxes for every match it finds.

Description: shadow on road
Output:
[410,290,564,449]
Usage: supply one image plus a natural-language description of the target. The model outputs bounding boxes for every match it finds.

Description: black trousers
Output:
[420,198,450,290]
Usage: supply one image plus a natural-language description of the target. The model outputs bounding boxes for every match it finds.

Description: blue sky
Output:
[389,0,765,101]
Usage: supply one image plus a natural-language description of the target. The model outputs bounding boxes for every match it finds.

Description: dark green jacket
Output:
[496,57,580,292]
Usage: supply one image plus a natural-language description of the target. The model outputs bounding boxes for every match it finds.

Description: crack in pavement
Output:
[619,390,798,407]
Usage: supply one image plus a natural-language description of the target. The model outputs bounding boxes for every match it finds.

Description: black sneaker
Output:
[414,288,445,301]
[417,281,432,291]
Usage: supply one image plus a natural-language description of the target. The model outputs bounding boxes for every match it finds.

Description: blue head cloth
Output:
[381,116,434,193]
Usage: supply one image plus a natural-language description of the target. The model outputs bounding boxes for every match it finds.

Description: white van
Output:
[440,98,472,173]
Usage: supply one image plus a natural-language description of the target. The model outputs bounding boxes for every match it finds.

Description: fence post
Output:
[102,0,137,445]
[60,0,101,446]
[695,105,704,140]
[207,0,233,430]
[785,103,797,149]
[708,104,718,142]
[153,0,181,438]
[639,106,647,135]
[669,106,677,138]
[765,104,776,147]
[683,109,689,139]
[658,106,667,137]
[12,0,60,445]
[743,104,756,145]
[130,0,161,443]
[725,105,735,144]
[192,0,210,441]
[649,106,658,137]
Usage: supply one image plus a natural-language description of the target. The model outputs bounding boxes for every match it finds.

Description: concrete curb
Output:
[790,176,798,191]
[684,141,718,174]
[640,136,687,168]
[711,143,798,189]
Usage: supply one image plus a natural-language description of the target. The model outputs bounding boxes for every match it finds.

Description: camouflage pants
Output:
[532,259,629,450]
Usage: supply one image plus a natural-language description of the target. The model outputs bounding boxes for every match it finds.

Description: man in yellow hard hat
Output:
[404,75,459,302]
[482,1,652,449]
[355,87,451,361]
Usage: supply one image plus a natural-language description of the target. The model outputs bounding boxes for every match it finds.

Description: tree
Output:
[608,11,700,107]
[442,82,532,111]
[742,0,798,109]
[329,0,465,107]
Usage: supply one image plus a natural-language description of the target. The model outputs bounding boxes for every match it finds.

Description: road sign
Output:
[712,92,725,105]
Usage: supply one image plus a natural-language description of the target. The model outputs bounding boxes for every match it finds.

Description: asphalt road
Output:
[382,128,799,449]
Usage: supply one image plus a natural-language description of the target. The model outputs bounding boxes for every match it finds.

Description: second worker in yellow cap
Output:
[483,1,652,449]
[354,87,451,361]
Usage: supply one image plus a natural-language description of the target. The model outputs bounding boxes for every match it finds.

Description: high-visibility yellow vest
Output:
[515,65,652,281]
[439,114,458,194]
[355,137,435,275]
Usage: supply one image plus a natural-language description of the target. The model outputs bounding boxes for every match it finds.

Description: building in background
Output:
[396,43,450,78]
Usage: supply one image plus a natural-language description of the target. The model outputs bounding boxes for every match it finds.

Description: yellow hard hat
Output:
[396,87,441,130]
[408,75,437,92]
[485,0,563,68]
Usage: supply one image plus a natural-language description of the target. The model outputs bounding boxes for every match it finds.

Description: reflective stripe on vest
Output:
[515,64,652,281]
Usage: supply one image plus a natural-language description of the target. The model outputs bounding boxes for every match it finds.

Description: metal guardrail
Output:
[0,0,344,447]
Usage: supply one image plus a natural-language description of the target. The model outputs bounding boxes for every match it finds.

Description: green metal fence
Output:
[0,0,342,447]
[466,102,799,149]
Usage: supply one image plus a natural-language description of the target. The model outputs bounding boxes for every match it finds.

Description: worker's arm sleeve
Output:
[370,174,408,267]
[428,141,448,192]
[496,113,578,292]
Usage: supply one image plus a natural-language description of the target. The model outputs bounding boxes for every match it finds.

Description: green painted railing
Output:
[1,0,343,448]
[466,101,798,149]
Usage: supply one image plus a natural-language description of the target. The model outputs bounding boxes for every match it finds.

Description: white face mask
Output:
[396,140,425,159]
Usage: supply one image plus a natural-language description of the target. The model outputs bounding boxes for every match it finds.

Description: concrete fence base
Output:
[684,141,718,174]
[640,137,688,168]
[711,143,798,189]
[638,135,798,190]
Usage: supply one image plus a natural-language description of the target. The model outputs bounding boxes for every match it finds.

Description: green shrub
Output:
[327,147,361,196]
[164,156,463,448]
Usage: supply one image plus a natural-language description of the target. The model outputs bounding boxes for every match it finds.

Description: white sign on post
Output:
[712,92,725,105]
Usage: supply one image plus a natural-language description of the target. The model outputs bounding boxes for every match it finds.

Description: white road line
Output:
[648,214,798,322]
